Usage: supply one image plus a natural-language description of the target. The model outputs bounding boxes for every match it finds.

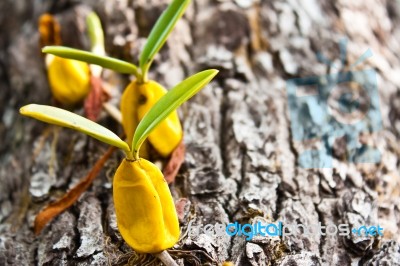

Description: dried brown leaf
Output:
[84,76,106,121]
[163,140,185,184]
[34,146,116,235]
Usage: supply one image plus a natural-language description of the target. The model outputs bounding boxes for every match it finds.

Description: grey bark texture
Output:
[1,0,400,265]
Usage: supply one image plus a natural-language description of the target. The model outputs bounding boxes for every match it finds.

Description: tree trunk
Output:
[1,0,400,265]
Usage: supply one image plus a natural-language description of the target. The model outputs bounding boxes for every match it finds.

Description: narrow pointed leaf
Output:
[139,0,190,73]
[20,104,130,152]
[132,69,218,155]
[42,46,139,75]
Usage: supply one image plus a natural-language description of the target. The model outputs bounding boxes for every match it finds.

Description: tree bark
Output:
[1,0,400,265]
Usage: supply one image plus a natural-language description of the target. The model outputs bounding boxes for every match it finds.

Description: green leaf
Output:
[42,46,139,76]
[139,0,190,77]
[132,69,218,157]
[20,104,130,152]
[86,12,105,55]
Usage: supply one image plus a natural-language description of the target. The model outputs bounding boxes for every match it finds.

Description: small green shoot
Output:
[86,12,105,56]
[132,69,218,158]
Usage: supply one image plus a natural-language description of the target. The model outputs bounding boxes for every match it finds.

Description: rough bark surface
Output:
[1,0,400,265]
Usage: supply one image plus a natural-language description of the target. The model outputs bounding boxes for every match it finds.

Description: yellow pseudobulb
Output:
[120,80,183,157]
[39,14,91,106]
[113,158,180,253]
[47,55,91,106]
